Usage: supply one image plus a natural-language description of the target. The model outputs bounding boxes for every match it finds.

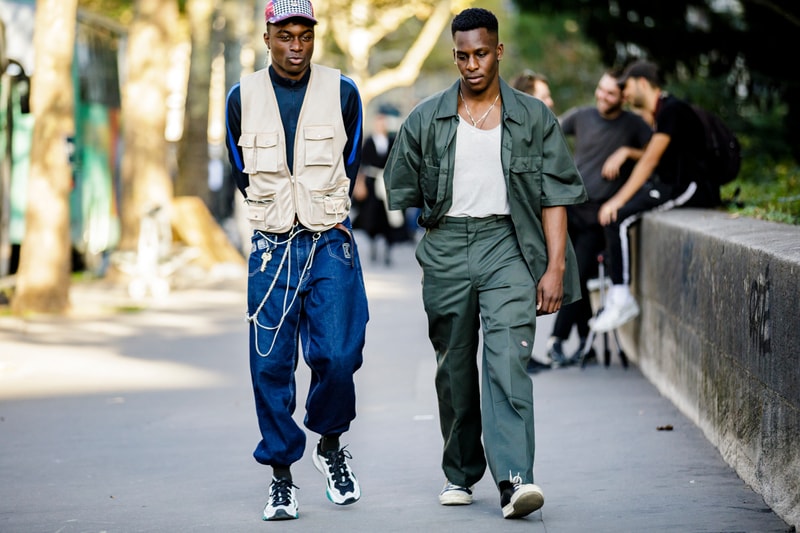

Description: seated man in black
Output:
[592,60,712,333]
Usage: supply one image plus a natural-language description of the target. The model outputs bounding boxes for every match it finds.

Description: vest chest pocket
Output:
[239,132,279,173]
[304,125,335,166]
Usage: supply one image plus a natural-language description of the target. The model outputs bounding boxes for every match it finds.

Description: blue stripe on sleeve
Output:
[342,75,362,167]
[225,83,245,173]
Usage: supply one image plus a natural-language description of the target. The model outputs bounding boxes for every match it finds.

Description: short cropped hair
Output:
[618,60,662,88]
[451,8,498,36]
[511,69,549,93]
[607,66,625,80]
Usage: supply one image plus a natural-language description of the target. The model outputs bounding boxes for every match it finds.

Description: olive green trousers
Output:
[415,215,537,488]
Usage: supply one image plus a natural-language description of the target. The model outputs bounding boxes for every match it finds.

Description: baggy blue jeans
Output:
[247,221,368,466]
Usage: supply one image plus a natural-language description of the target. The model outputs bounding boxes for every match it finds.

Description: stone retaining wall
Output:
[626,209,799,528]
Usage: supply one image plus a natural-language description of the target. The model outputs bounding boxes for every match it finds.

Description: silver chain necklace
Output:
[459,88,500,128]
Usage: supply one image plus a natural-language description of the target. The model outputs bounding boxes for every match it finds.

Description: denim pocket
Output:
[322,226,355,267]
[248,234,278,278]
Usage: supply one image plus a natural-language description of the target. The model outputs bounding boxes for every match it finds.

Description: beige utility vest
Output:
[238,64,351,233]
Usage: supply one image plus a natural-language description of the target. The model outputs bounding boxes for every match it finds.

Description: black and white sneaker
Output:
[312,444,361,505]
[263,477,299,521]
[501,473,544,519]
[439,481,474,505]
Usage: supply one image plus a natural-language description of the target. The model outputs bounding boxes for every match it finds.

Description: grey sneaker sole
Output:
[439,491,473,505]
[502,486,544,519]
[263,509,298,521]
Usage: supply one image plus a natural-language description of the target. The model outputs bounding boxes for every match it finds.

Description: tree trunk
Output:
[175,0,216,206]
[0,18,12,278]
[222,0,257,87]
[117,0,178,254]
[11,0,78,315]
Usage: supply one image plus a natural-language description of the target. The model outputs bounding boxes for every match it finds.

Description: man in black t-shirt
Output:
[534,70,652,368]
[592,60,707,333]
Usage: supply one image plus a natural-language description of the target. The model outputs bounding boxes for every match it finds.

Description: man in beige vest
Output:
[224,0,368,521]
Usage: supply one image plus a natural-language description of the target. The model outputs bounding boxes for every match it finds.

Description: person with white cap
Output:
[224,0,367,521]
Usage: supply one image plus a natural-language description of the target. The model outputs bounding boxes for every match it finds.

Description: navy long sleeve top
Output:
[225,65,363,198]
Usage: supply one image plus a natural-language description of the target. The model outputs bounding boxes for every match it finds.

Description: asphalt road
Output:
[0,237,791,532]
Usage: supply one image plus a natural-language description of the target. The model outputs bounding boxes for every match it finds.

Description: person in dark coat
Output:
[352,104,409,265]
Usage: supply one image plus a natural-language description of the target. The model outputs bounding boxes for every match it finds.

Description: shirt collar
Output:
[436,78,523,125]
[268,65,312,88]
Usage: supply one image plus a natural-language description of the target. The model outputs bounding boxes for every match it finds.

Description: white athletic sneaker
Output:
[501,474,544,519]
[263,477,298,521]
[439,481,474,505]
[590,295,640,332]
[312,444,361,505]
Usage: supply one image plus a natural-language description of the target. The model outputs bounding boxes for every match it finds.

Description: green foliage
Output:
[512,0,800,225]
[674,74,791,160]
[504,11,602,113]
[669,74,799,225]
[722,153,800,225]
[78,0,133,23]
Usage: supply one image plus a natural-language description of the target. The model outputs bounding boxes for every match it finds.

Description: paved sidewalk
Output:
[0,240,791,532]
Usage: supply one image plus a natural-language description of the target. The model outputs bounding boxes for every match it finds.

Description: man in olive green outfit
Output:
[384,7,586,520]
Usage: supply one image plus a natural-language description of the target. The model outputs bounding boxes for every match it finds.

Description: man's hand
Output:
[352,173,368,201]
[536,269,564,316]
[539,205,567,315]
[598,199,622,226]
[601,147,628,180]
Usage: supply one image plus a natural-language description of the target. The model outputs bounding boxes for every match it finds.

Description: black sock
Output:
[498,480,513,505]
[273,465,291,481]
[319,434,341,453]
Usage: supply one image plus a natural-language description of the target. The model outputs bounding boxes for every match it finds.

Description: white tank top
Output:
[446,120,510,217]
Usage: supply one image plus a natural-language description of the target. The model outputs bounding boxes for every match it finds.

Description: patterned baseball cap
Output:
[264,0,317,24]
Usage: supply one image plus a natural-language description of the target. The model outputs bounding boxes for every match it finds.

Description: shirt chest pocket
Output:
[509,155,543,210]
[304,125,335,166]
[509,155,542,185]
[509,155,541,174]
[239,132,279,173]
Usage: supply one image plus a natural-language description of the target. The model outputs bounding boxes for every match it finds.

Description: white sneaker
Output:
[590,296,640,332]
[263,477,298,521]
[439,481,474,505]
[501,474,544,519]
[312,444,361,505]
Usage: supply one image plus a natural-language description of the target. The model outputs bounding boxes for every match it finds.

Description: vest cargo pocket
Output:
[311,182,350,225]
[255,133,279,172]
[239,133,256,173]
[246,195,277,230]
[304,125,335,166]
[239,132,280,173]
